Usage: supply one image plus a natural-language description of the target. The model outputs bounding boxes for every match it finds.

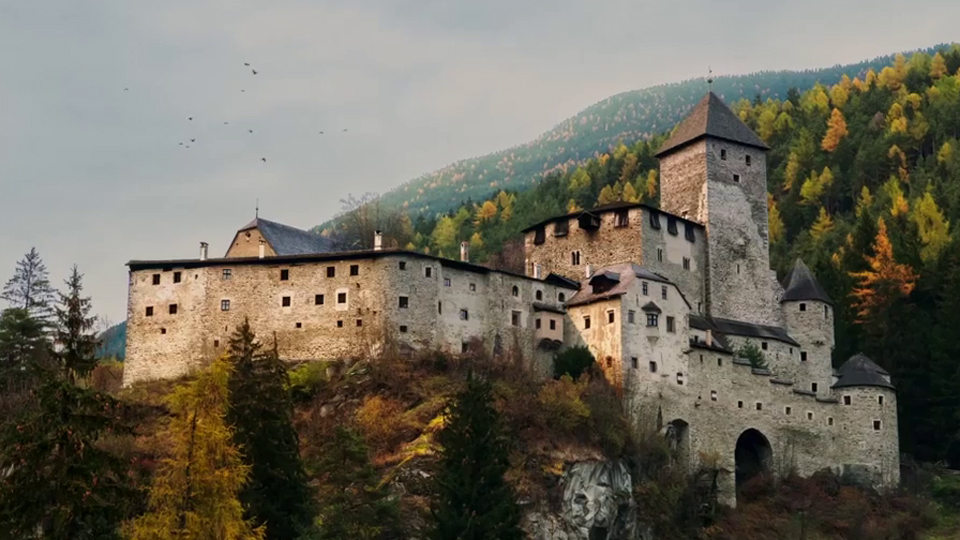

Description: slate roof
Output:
[833,353,895,390]
[689,314,800,347]
[519,202,703,233]
[238,217,335,256]
[565,263,677,307]
[781,258,833,305]
[655,92,770,156]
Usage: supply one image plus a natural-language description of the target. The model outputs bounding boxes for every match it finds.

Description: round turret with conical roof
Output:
[780,258,834,395]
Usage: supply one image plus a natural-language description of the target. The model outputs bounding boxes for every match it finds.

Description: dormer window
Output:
[533,226,546,245]
[684,223,696,242]
[667,216,678,236]
[649,212,661,230]
[554,220,569,237]
[614,210,629,228]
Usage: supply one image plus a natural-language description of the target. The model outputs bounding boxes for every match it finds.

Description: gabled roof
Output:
[237,217,335,256]
[641,301,661,313]
[590,270,621,284]
[566,263,689,309]
[519,202,703,234]
[833,353,895,390]
[781,258,833,305]
[655,92,770,157]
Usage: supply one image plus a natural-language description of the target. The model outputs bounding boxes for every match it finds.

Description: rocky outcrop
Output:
[525,460,651,540]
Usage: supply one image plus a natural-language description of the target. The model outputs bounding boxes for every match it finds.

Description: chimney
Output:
[258,239,266,259]
[533,263,543,279]
[374,230,383,251]
[585,264,593,278]
[705,329,713,346]
[460,241,469,262]
[199,242,208,261]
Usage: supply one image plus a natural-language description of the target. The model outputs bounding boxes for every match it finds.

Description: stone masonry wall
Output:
[659,140,709,223]
[640,209,706,313]
[225,228,275,258]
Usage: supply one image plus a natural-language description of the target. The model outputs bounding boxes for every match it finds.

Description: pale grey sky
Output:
[0,0,956,324]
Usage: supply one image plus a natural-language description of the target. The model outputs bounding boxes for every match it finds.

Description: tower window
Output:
[337,292,347,304]
[657,248,663,262]
[511,311,521,327]
[738,400,744,409]
[337,320,344,328]
[873,420,882,431]
[558,292,566,302]
[756,402,763,411]
[549,319,556,330]
[878,395,884,405]
[315,294,324,305]
[799,303,807,312]
[607,310,615,324]
[642,282,649,295]
[160,328,166,334]
[825,305,829,319]
[720,148,727,160]
[280,269,289,281]
[717,358,723,366]
[350,264,359,276]
[811,382,819,393]
[459,309,469,321]
[438,301,442,314]
[761,342,768,350]
[646,313,659,327]
[424,267,432,278]
[745,154,752,166]
[631,357,639,369]
[666,316,675,333]
[843,395,852,405]
[169,304,178,314]
[469,283,476,292]
[152,274,160,285]
[326,266,335,278]
[710,390,717,401]
[173,271,181,283]
[512,285,519,297]
[444,277,451,287]
[222,269,232,280]
[535,318,541,329]
[583,316,591,329]
[145,306,154,317]
[661,285,668,299]
[649,361,657,373]
[785,406,792,415]
[800,351,808,362]
[281,296,291,307]
[615,210,629,228]
[398,296,409,309]
[536,290,543,301]
[807,412,814,420]
[221,300,230,311]
[667,217,678,235]
[296,322,302,329]
[649,212,661,229]
[628,310,635,324]
[676,373,684,385]
[571,251,581,265]
[399,325,408,333]
[399,261,407,270]
[733,174,741,183]
[828,417,834,426]
[356,319,362,327]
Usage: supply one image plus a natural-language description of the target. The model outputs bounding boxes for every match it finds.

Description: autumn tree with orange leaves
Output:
[849,218,917,331]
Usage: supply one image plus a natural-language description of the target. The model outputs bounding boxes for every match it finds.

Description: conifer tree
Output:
[226,320,313,540]
[850,218,918,332]
[54,266,100,383]
[0,307,46,381]
[130,359,264,540]
[430,373,523,540]
[821,108,848,152]
[1,247,56,326]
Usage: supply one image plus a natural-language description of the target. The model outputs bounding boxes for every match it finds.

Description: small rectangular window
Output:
[399,261,407,270]
[676,373,684,385]
[399,296,409,309]
[785,406,792,415]
[631,357,639,369]
[628,310,635,324]
[554,220,569,236]
[800,351,808,362]
[738,400,744,409]
[145,306,154,317]
[152,274,161,285]
[356,319,362,327]
[710,390,717,401]
[571,251,581,265]
[296,322,302,328]
[661,285,668,300]
[828,417,834,426]
[667,216,678,235]
[326,266,335,278]
[535,318,541,329]
[642,282,649,295]
[281,296,291,307]
[607,310,615,324]
[825,305,829,319]
[221,300,230,311]
[350,264,359,276]
[649,211,661,230]
[807,412,814,420]
[584,316,591,329]
[469,283,476,292]
[649,361,657,373]
[646,313,659,327]
[399,325,408,333]
[761,342,768,350]
[169,304,178,315]
[459,309,469,321]
[720,148,727,160]
[811,383,819,393]
[533,226,546,245]
[337,292,347,304]
[315,294,324,305]
[615,210,629,228]
[337,320,344,328]
[844,395,852,405]
[682,257,690,270]
[685,222,696,242]
[444,277,451,287]
[511,311,521,327]
[461,342,469,353]
[745,154,752,166]
[222,269,232,280]
[717,358,723,367]
[799,303,807,312]
[280,269,289,281]
[733,174,741,183]
[756,402,763,411]
[550,319,557,330]
[666,316,675,333]
[873,420,882,431]
[160,327,166,334]
[878,395,884,405]
[425,267,432,278]
[438,301,442,314]
[657,248,663,262]
[173,271,182,283]
[214,339,220,348]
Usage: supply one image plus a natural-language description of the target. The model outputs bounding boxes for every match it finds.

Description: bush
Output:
[355,394,413,453]
[536,375,590,434]
[90,359,124,394]
[932,472,960,509]
[287,361,329,402]
[552,346,596,379]
[737,341,768,370]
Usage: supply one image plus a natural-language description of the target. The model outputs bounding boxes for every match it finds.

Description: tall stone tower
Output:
[656,92,774,325]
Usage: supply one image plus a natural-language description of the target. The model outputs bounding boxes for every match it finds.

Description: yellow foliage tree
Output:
[888,145,909,182]
[865,69,877,88]
[783,151,800,191]
[567,199,580,212]
[756,106,778,141]
[821,108,848,152]
[852,76,865,92]
[883,177,909,217]
[801,84,830,115]
[768,194,784,243]
[621,181,639,203]
[887,102,907,134]
[856,186,874,218]
[597,185,618,205]
[476,200,498,223]
[810,207,834,241]
[910,191,951,263]
[619,153,638,185]
[839,73,853,91]
[800,167,834,205]
[130,359,264,540]
[830,84,849,108]
[931,52,948,79]
[850,218,918,325]
[644,170,658,200]
[937,141,953,165]
[469,231,484,253]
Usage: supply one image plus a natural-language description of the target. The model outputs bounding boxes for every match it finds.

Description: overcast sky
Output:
[1,0,957,324]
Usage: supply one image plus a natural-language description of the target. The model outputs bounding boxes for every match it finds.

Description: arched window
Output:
[535,290,543,301]
[512,285,519,297]
[558,292,566,302]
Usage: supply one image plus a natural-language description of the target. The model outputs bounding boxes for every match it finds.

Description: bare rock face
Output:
[525,461,651,540]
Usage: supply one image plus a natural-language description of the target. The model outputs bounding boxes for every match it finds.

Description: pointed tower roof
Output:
[655,92,770,156]
[781,258,833,305]
[833,353,895,390]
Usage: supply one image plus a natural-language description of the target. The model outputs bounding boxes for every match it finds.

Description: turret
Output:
[780,258,834,352]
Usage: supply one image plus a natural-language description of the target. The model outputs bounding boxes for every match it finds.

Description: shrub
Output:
[552,345,596,379]
[536,375,590,434]
[932,472,960,509]
[90,359,124,394]
[355,394,412,453]
[287,361,329,402]
[582,376,630,456]
[737,341,768,370]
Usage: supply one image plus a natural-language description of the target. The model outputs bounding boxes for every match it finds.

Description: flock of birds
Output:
[125,62,350,163]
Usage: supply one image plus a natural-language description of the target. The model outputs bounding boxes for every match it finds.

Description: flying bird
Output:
[188,117,193,121]
[319,131,324,134]
[261,157,267,162]
[190,139,196,142]
[241,89,245,92]
[342,129,348,132]
[179,142,183,146]
[248,129,253,133]
[123,88,128,91]
[224,122,229,125]
[252,69,258,75]
[244,62,250,66]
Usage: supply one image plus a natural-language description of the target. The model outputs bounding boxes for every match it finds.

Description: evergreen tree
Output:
[309,425,401,540]
[226,320,313,540]
[130,359,264,540]
[1,247,56,325]
[430,373,523,540]
[0,308,46,383]
[53,266,100,383]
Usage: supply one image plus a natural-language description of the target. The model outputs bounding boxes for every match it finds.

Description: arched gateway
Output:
[735,429,772,492]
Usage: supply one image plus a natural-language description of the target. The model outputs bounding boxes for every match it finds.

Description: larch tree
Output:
[1,247,56,326]
[621,181,639,203]
[53,266,100,383]
[930,51,948,79]
[821,108,849,152]
[810,207,834,241]
[130,359,264,540]
[226,320,313,540]
[768,196,785,244]
[850,217,918,329]
[475,200,498,223]
[597,184,617,205]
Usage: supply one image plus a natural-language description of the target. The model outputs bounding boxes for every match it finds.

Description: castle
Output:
[124,92,899,505]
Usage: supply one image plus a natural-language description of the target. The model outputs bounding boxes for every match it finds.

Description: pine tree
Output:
[1,247,56,326]
[130,359,264,540]
[309,425,401,540]
[226,320,313,540]
[0,308,47,382]
[430,373,523,540]
[54,266,100,383]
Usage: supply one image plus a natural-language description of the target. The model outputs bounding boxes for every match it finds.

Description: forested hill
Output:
[366,45,948,219]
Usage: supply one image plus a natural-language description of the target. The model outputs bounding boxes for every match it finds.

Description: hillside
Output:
[357,45,949,221]
[97,321,126,360]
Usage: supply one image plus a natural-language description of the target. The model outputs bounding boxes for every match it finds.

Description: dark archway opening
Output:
[735,428,772,493]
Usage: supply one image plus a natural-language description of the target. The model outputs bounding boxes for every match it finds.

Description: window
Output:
[356,319,362,327]
[296,322,302,328]
[512,285,519,297]
[873,420,882,431]
[424,267,432,278]
[761,342,768,350]
[535,290,543,301]
[711,390,717,401]
[469,283,476,292]
[667,216,678,235]
[807,412,814,420]
[756,402,763,411]
[535,318,541,329]
[511,311,521,327]
[684,222,696,242]
[666,316,675,332]
[718,358,723,366]
[554,220,569,236]
[558,292,566,302]
[615,210,629,228]
[399,261,407,270]
[843,395,852,405]
[720,148,727,160]
[571,251,581,265]
[682,257,690,270]
[221,300,230,311]
[799,303,807,312]
[152,274,160,285]
[785,406,792,415]
[800,351,808,362]
[790,347,793,354]
[549,319,556,330]
[738,400,744,409]
[878,395,884,406]
[160,328,166,335]
[349,264,359,276]
[649,212,661,229]
[169,304,178,315]
[400,325,408,333]
[628,310,635,324]
[642,282,649,295]
[661,285,668,300]
[583,316,591,329]
[828,417,835,426]
[337,320,344,328]
[214,339,220,348]
[649,361,658,373]
[657,248,663,262]
[315,294,324,305]
[462,342,469,353]
[736,264,740,274]
[459,309,469,321]
[443,277,451,287]
[533,226,546,245]
[733,173,741,183]
[631,357,639,369]
[280,269,289,281]
[824,305,829,319]
[222,269,232,280]
[811,383,819,393]
[697,302,702,313]
[607,310,615,324]
[398,296,409,309]
[173,271,182,283]
[337,292,347,304]
[676,373,684,385]
[145,306,154,317]
[281,296,291,307]
[745,154,752,166]
[438,301,442,314]
[646,313,659,327]
[326,266,335,278]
